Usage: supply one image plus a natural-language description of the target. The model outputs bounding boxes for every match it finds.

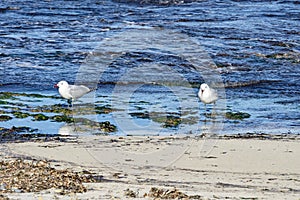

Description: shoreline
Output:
[1,134,299,199]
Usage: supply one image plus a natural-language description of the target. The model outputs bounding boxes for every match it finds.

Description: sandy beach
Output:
[0,134,299,200]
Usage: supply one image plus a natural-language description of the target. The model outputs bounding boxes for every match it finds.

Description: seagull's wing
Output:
[210,88,218,102]
[69,85,91,99]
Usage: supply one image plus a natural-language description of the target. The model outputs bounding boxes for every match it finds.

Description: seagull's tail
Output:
[89,87,98,92]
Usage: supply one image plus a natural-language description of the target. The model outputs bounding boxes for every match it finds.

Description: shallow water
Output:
[0,0,299,135]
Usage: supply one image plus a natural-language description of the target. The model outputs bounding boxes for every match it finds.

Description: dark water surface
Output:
[0,0,299,135]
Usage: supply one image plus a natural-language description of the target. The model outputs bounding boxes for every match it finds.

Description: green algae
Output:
[51,115,75,123]
[2,110,50,121]
[0,92,15,100]
[0,126,40,142]
[74,118,117,133]
[12,111,30,119]
[95,105,116,114]
[152,115,182,128]
[98,121,117,133]
[1,126,38,134]
[0,99,27,107]
[30,104,72,115]
[130,112,150,119]
[31,114,49,121]
[0,110,9,114]
[203,112,218,119]
[180,116,198,125]
[0,92,13,99]
[0,115,12,122]
[0,92,119,134]
[225,112,251,120]
[24,93,51,98]
[0,92,59,99]
[0,100,9,105]
[31,104,116,115]
[163,116,182,128]
[130,111,182,128]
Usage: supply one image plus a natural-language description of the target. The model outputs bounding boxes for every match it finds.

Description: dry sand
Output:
[1,134,299,200]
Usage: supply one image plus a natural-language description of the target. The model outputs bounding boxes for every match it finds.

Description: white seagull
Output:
[198,83,218,111]
[54,80,93,104]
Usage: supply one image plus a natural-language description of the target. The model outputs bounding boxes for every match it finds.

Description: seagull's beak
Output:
[54,84,58,88]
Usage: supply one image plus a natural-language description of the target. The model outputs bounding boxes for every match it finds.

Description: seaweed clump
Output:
[225,112,251,120]
[0,92,15,100]
[151,113,182,128]
[0,91,118,134]
[99,121,117,133]
[51,115,75,123]
[32,113,49,121]
[0,92,58,99]
[146,187,188,199]
[130,111,182,128]
[75,118,117,133]
[0,126,40,142]
[12,111,30,119]
[30,104,72,115]
[163,116,182,128]
[0,159,96,194]
[0,115,12,122]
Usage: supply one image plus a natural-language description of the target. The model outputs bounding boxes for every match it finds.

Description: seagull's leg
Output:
[212,102,216,117]
[204,103,208,118]
[67,99,72,108]
[70,99,79,133]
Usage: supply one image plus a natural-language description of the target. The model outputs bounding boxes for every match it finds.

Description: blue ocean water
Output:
[0,0,299,135]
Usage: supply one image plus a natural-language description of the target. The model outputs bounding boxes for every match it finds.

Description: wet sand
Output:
[1,134,299,199]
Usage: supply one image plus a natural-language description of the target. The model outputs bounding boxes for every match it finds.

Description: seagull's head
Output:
[200,83,209,94]
[54,80,69,88]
